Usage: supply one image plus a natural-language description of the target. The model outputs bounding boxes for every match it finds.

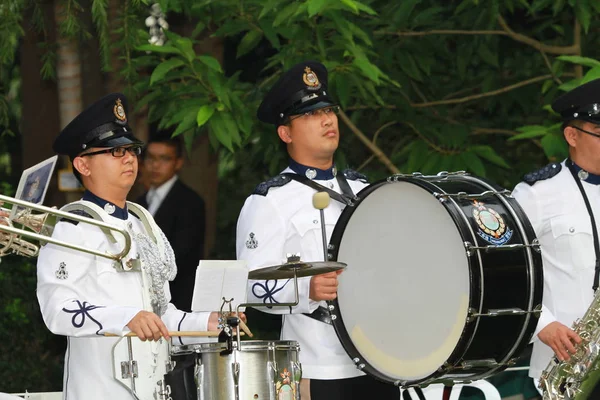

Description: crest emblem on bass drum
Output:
[472,200,513,245]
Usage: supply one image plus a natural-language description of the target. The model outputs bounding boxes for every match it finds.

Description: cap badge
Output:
[303,67,322,90]
[113,98,127,123]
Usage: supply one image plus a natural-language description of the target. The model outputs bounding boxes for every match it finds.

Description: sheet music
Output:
[191,260,249,312]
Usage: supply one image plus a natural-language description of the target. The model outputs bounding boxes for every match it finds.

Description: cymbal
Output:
[248,261,347,280]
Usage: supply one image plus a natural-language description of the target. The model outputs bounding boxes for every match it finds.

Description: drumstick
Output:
[104,330,246,338]
[238,319,254,338]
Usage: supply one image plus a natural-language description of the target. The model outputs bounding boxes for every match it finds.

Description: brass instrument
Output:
[0,193,131,262]
[539,292,600,399]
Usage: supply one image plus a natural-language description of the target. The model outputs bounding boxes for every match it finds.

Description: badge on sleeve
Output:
[246,232,258,249]
[55,262,69,280]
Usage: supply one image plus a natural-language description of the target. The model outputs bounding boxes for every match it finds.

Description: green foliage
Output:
[128,0,600,189]
[0,256,65,392]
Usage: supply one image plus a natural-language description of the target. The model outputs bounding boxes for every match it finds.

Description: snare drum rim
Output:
[170,340,300,356]
[328,177,482,385]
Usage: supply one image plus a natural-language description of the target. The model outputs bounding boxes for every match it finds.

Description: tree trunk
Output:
[19,1,62,206]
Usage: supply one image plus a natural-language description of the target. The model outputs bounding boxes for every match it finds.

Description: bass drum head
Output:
[330,180,470,383]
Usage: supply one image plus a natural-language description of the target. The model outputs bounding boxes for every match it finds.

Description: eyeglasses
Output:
[144,155,177,165]
[80,145,143,158]
[289,106,341,122]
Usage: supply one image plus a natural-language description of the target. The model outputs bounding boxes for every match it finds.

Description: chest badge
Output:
[472,200,513,245]
[246,232,258,249]
[55,262,69,280]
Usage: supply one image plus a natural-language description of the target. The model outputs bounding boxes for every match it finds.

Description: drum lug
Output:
[292,361,302,400]
[231,361,240,400]
[460,359,498,369]
[465,240,542,254]
[468,307,541,323]
[268,361,278,399]
[120,360,138,379]
[197,362,205,400]
[155,379,171,400]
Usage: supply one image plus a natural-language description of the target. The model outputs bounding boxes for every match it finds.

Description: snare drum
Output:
[170,340,301,400]
[328,172,543,386]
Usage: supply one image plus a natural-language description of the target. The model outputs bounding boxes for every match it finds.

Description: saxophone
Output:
[539,292,600,400]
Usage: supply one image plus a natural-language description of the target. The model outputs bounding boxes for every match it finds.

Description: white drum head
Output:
[334,181,471,382]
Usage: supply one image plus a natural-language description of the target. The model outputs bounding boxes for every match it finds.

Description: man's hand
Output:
[309,270,343,301]
[127,310,170,341]
[538,321,582,361]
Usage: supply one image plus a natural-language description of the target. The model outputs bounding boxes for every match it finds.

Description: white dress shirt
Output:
[37,200,211,399]
[236,167,369,380]
[146,175,178,216]
[512,160,600,380]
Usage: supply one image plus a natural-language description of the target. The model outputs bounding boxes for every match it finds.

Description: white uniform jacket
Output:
[513,161,600,380]
[236,166,369,379]
[37,198,211,400]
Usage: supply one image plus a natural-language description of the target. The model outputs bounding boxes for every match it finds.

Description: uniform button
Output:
[569,227,575,233]
[313,220,319,224]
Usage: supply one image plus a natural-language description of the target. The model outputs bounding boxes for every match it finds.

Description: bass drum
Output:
[328,172,543,386]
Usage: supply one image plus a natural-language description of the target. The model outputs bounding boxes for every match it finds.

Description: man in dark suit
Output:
[136,133,206,311]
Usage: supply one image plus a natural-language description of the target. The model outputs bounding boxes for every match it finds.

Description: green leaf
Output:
[469,145,510,168]
[460,151,486,176]
[259,19,281,49]
[508,125,550,141]
[582,67,600,83]
[557,55,600,69]
[307,0,328,17]
[477,43,499,68]
[258,0,282,20]
[172,109,197,137]
[209,111,239,152]
[542,79,554,94]
[150,58,185,86]
[394,0,421,28]
[237,30,263,58]
[541,133,568,160]
[574,2,592,33]
[197,55,223,72]
[558,78,583,92]
[552,0,566,15]
[398,53,423,81]
[353,57,380,83]
[136,44,180,54]
[334,73,351,109]
[354,1,377,15]
[273,2,300,26]
[339,0,360,14]
[406,140,429,172]
[196,105,216,127]
[174,37,195,62]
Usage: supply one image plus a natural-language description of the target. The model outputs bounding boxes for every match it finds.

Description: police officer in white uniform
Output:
[36,93,223,400]
[513,79,600,396]
[236,61,399,399]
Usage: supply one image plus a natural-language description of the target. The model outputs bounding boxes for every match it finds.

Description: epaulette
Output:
[61,209,92,225]
[523,162,562,186]
[343,169,368,183]
[253,174,292,196]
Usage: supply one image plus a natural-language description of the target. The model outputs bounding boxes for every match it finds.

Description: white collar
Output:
[148,175,178,202]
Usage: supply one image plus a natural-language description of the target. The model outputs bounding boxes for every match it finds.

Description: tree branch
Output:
[338,110,400,174]
[539,50,562,85]
[496,15,578,55]
[411,75,554,107]
[375,29,507,36]
[375,15,579,56]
